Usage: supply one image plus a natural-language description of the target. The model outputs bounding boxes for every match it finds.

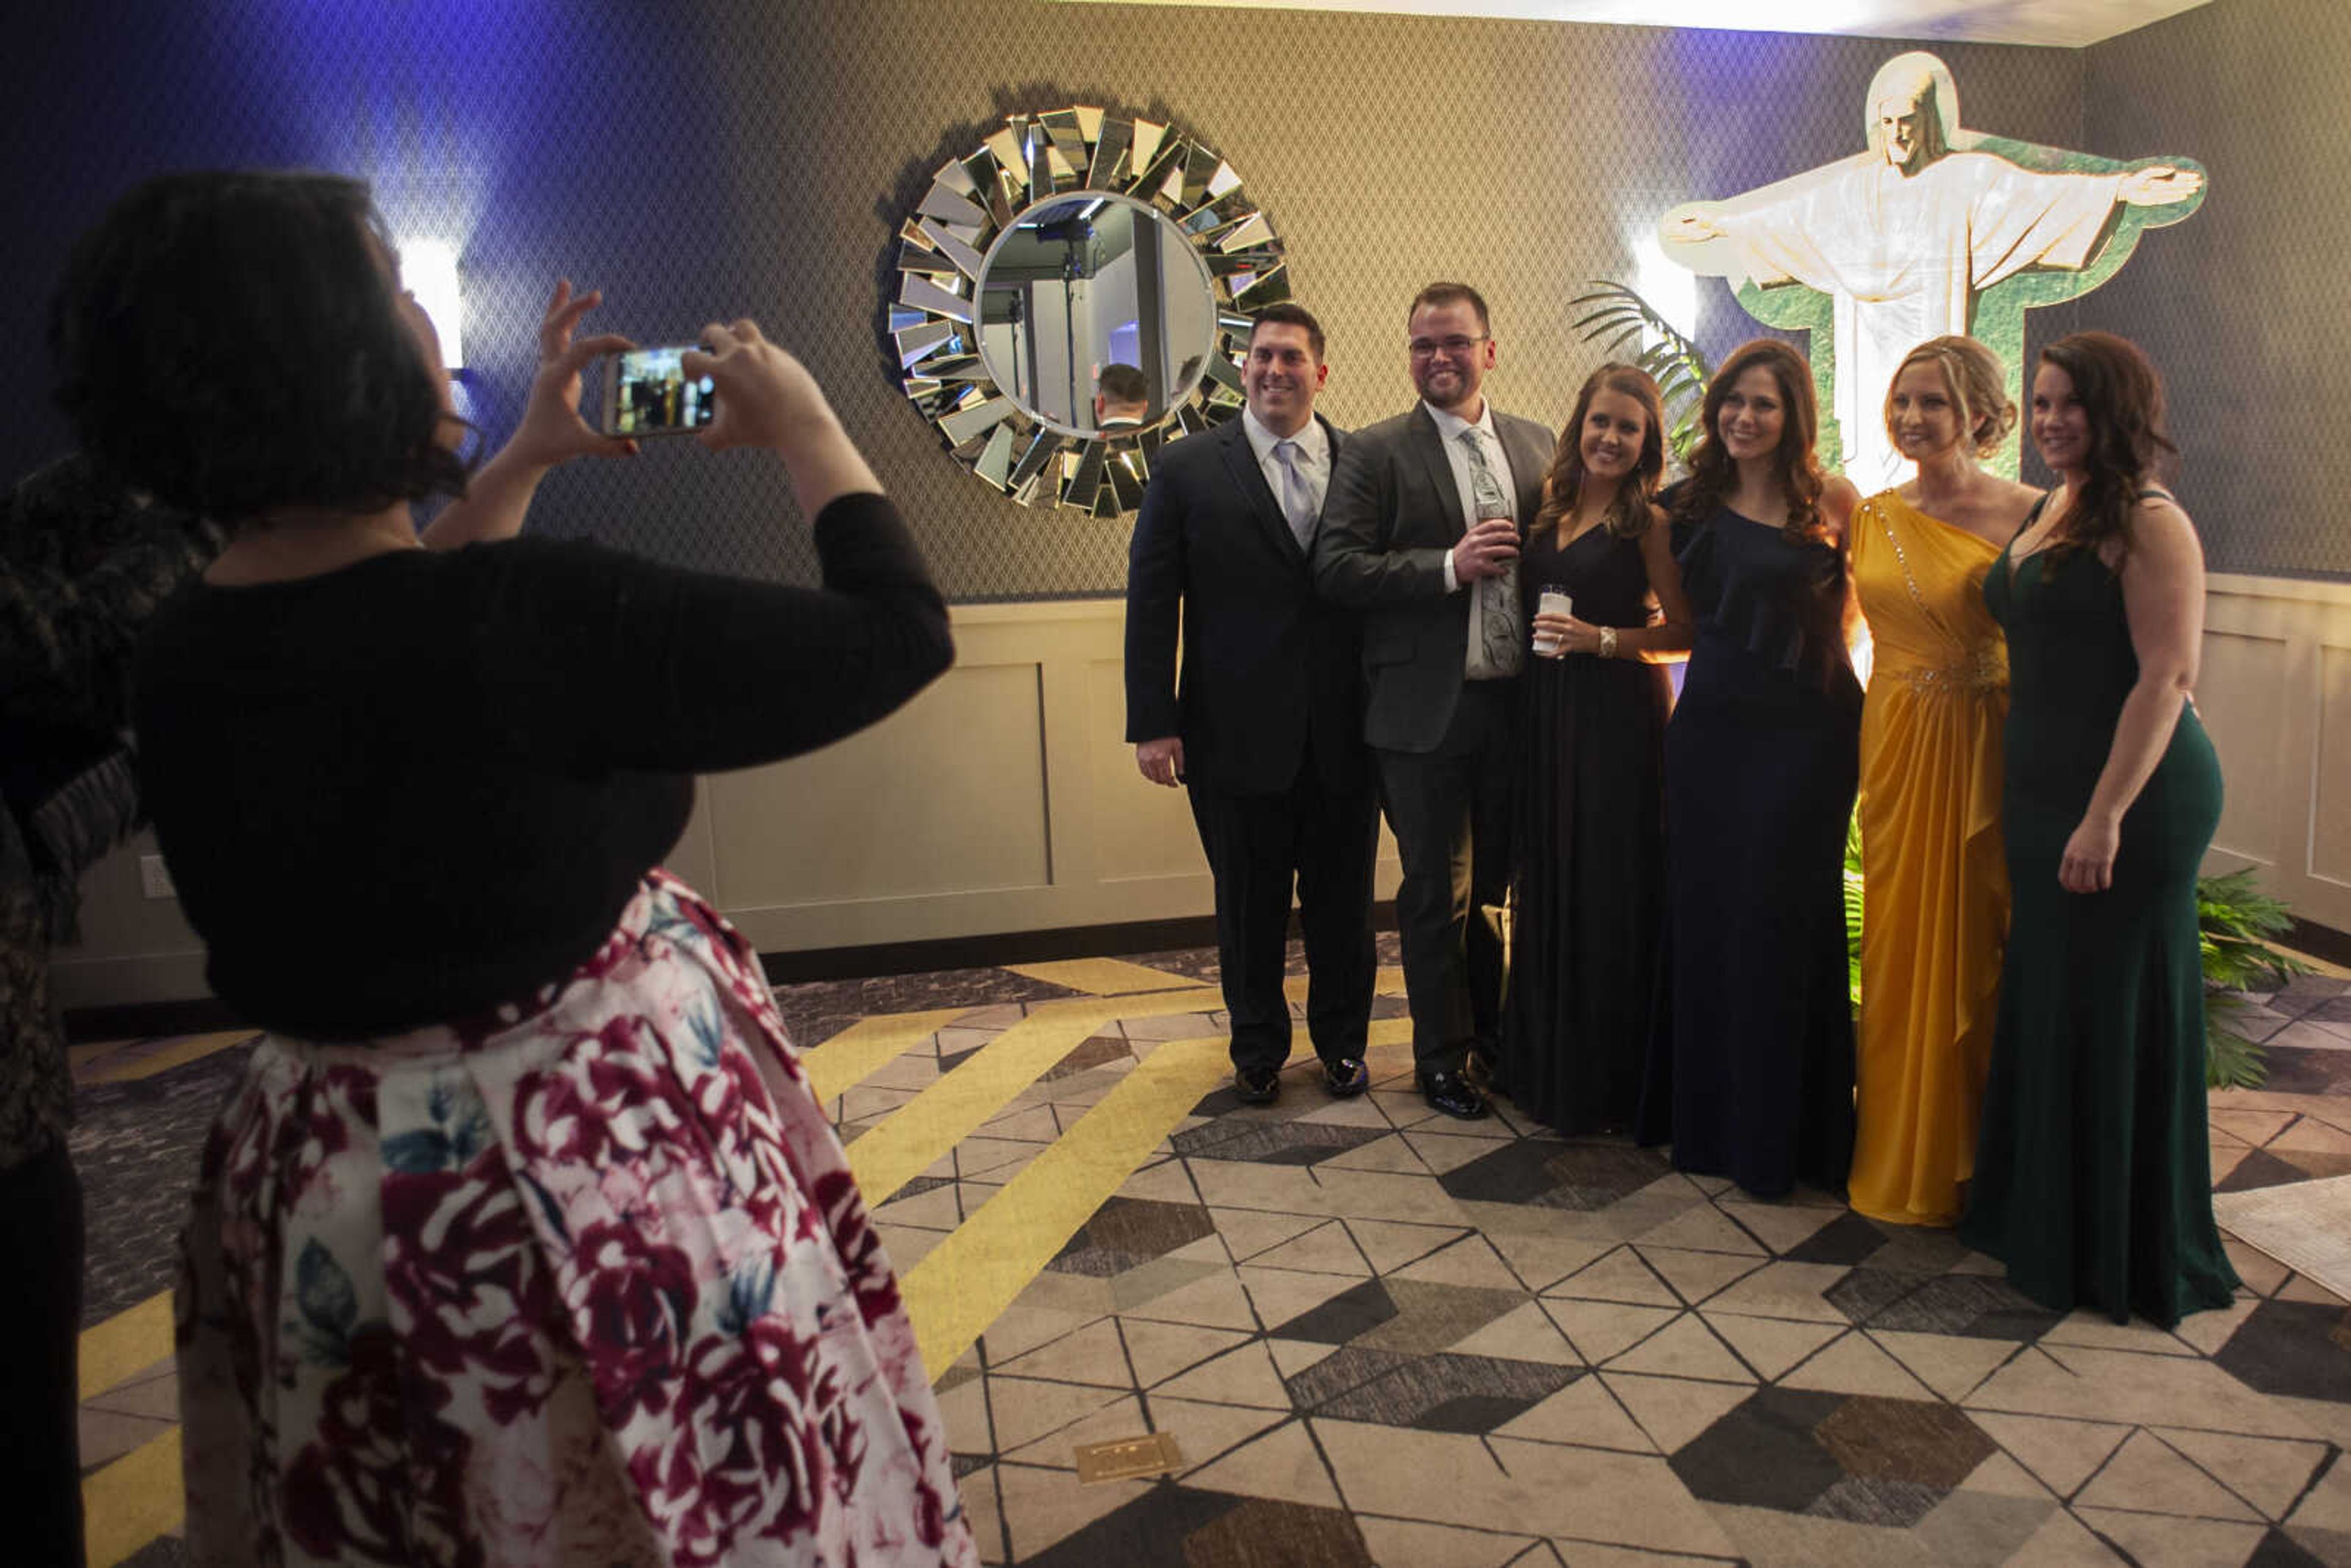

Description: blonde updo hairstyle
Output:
[1883,334,2015,460]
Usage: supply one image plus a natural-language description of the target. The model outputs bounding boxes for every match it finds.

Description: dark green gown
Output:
[1960,530,2238,1325]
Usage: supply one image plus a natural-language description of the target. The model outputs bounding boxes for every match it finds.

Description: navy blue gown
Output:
[1642,506,1860,1197]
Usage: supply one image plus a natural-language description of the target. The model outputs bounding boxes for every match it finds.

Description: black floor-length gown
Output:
[1499,523,1672,1133]
[1641,506,1860,1197]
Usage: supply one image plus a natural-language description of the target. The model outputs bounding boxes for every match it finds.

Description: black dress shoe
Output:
[1419,1068,1490,1120]
[1234,1065,1281,1105]
[1321,1057,1370,1098]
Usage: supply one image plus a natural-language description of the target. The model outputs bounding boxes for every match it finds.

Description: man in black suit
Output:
[1311,283,1551,1120]
[1125,303,1378,1105]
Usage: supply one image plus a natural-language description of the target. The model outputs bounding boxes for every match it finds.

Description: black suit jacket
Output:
[1123,413,1368,795]
[1310,403,1554,752]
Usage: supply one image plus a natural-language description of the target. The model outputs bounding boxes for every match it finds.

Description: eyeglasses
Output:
[1408,334,1488,358]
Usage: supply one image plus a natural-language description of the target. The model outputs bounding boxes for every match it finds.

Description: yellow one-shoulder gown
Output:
[1848,492,2011,1226]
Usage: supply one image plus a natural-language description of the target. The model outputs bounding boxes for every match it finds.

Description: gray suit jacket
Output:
[1310,402,1555,752]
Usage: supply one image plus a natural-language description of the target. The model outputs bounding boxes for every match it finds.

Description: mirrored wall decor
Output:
[890,106,1291,521]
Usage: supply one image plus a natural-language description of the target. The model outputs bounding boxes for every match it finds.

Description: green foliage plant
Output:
[2197,868,2312,1089]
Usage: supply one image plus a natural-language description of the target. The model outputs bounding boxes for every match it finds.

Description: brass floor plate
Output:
[1073,1430,1185,1484]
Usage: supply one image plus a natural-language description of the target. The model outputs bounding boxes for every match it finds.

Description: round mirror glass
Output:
[975,192,1218,437]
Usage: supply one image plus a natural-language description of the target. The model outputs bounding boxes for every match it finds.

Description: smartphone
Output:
[602,346,717,436]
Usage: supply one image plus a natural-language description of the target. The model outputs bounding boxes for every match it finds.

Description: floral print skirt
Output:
[178,871,977,1568]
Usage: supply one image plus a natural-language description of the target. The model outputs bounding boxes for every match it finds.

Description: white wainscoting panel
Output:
[2200,573,2351,931]
[72,577,2345,1013]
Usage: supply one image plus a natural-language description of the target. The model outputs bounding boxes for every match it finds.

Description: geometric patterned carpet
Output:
[65,945,2351,1566]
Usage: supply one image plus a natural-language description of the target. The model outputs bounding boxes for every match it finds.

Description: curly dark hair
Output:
[50,169,468,524]
[2038,331,2178,564]
[1670,338,1827,546]
[1533,363,1663,542]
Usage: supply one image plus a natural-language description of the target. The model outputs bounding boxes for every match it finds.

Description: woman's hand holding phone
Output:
[680,320,830,454]
[419,282,636,550]
[508,280,639,468]
[683,320,882,514]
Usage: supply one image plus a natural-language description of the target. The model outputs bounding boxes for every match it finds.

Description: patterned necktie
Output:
[1273,439,1316,550]
[1460,427,1524,677]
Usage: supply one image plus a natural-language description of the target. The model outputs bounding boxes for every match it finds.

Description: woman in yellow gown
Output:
[1848,337,2044,1226]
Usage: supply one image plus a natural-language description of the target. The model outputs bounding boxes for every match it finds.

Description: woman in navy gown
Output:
[1642,339,1862,1198]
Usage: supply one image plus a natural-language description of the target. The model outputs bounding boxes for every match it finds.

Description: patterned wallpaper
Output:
[2085,0,2351,579]
[5,1,2306,593]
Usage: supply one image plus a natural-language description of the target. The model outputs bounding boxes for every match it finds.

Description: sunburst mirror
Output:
[890,107,1292,521]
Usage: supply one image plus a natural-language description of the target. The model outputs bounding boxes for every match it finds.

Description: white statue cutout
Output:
[1660,52,2205,489]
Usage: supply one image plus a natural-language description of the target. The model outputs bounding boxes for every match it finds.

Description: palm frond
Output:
[1843,811,1864,1013]
[2195,869,2309,1090]
[1569,280,1712,465]
[2204,996,2269,1091]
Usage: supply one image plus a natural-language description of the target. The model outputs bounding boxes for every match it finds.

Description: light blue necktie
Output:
[1273,438,1317,549]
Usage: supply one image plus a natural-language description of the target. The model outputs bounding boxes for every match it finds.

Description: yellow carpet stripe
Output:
[901,1012,1419,1381]
[902,1032,1233,1379]
[80,1030,256,1085]
[844,986,1217,1210]
[797,1007,969,1106]
[82,1427,183,1568]
[79,1291,175,1401]
[1003,957,1201,996]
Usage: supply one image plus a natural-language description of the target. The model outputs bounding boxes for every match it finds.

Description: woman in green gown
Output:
[1961,331,2238,1325]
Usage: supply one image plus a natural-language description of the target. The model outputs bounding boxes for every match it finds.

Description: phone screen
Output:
[606,347,717,435]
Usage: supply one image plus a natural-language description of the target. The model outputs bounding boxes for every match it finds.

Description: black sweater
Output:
[133,492,951,1040]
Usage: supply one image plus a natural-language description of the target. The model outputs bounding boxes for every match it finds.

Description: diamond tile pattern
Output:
[67,946,2351,1565]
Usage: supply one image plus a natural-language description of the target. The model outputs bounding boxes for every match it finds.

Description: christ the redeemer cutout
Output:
[1659,51,2205,488]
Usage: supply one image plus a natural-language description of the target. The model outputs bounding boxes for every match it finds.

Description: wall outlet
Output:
[138,853,176,900]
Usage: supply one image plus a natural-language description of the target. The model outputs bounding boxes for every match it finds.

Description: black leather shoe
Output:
[1234,1065,1281,1105]
[1420,1068,1489,1120]
[1321,1057,1370,1098]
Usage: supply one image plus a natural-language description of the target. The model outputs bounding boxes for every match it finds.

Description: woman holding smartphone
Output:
[1960,332,2236,1324]
[1499,364,1690,1132]
[55,170,975,1566]
[1641,339,1862,1199]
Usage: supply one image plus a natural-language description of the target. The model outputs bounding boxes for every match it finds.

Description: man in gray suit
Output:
[1312,282,1552,1120]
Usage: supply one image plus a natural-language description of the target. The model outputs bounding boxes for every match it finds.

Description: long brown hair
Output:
[1671,338,1827,546]
[2039,331,2178,563]
[1534,363,1664,541]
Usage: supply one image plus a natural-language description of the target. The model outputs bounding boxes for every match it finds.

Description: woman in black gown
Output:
[1642,339,1863,1198]
[1501,364,1691,1131]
